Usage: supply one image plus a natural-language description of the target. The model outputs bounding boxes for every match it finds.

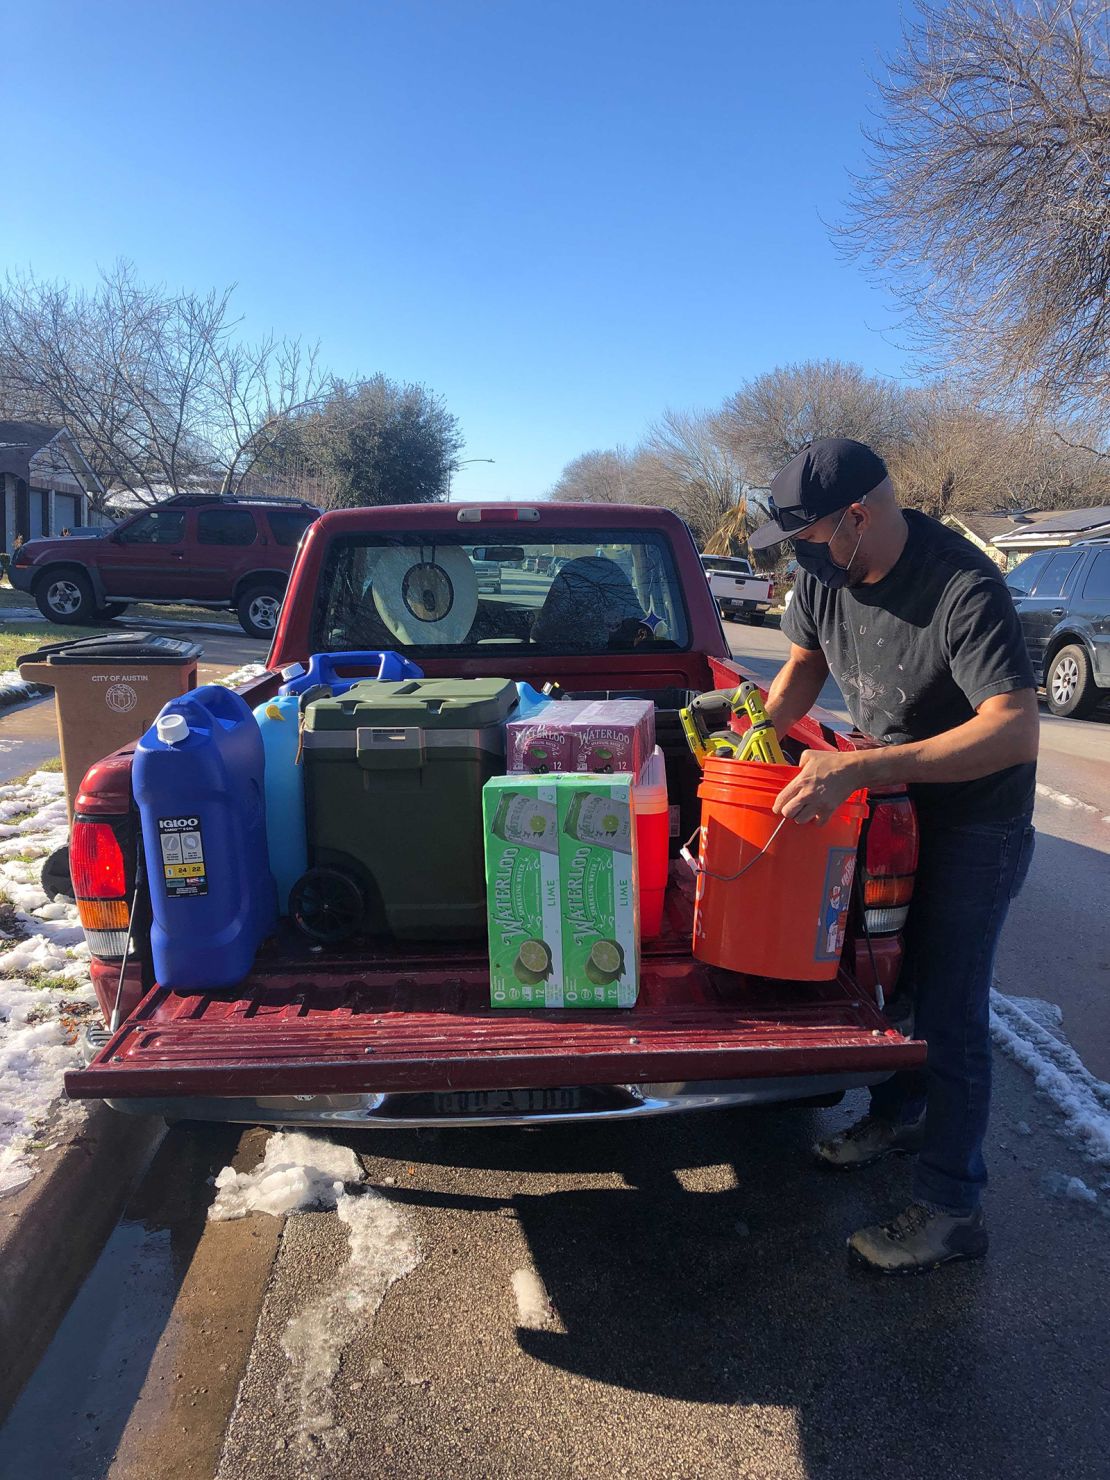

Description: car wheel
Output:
[237,583,283,640]
[34,570,96,624]
[1045,643,1101,719]
[749,612,766,627]
[93,602,129,622]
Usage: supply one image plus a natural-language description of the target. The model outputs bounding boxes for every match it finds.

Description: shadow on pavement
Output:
[361,1094,1110,1479]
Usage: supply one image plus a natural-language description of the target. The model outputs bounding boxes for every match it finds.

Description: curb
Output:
[0,1100,165,1419]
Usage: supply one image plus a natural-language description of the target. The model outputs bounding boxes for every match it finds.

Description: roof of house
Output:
[946,510,1065,545]
[992,505,1110,547]
[0,421,64,478]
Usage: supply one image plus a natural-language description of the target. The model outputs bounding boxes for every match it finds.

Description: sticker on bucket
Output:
[158,816,208,898]
[815,847,856,962]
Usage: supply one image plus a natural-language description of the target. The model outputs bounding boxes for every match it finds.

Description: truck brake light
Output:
[861,795,918,935]
[71,817,131,958]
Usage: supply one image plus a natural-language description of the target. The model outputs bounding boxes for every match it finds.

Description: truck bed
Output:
[67,867,922,1101]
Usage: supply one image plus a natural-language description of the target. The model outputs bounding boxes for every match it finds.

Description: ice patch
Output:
[991,990,1110,1166]
[511,1266,556,1330]
[207,1131,362,1221]
[208,1131,422,1460]
[1041,1172,1099,1206]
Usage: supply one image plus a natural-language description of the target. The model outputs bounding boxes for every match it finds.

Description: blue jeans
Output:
[870,810,1036,1214]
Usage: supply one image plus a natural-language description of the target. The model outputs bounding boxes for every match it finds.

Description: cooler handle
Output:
[355,726,426,770]
[312,650,424,686]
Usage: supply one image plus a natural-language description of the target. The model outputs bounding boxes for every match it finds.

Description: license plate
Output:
[433,1088,583,1116]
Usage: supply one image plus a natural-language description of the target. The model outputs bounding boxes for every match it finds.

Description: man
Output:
[751,438,1038,1274]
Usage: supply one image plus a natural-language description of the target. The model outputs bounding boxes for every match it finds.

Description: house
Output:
[0,422,104,550]
[942,508,1110,570]
[990,505,1110,562]
[942,510,1064,570]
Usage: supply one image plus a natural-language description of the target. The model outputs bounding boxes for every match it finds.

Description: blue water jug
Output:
[135,685,278,990]
[253,693,308,915]
[278,650,423,697]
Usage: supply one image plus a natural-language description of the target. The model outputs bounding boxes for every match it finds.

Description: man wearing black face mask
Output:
[750,437,1039,1274]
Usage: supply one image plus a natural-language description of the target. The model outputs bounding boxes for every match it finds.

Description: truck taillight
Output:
[861,796,918,935]
[71,817,131,958]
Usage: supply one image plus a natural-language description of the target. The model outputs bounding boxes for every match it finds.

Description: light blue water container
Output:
[253,693,308,915]
[278,650,423,698]
[514,682,551,719]
[134,685,277,991]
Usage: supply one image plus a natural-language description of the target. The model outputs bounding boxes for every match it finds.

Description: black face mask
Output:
[793,504,864,589]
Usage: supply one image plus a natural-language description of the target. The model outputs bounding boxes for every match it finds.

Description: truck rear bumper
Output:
[98,1072,888,1127]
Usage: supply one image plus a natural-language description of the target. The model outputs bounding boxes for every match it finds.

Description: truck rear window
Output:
[312,529,690,656]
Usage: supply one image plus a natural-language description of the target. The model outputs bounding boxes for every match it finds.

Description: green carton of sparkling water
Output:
[556,775,639,1008]
[484,776,564,1007]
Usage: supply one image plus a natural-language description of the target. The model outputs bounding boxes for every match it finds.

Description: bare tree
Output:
[0,263,326,506]
[641,408,747,539]
[888,383,1110,514]
[549,449,637,504]
[838,0,1110,426]
[716,360,909,483]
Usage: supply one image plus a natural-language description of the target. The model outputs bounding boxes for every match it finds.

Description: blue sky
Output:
[4,0,914,501]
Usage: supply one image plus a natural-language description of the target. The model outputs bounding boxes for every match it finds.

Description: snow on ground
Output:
[0,670,46,708]
[210,1131,423,1458]
[215,660,268,690]
[0,769,96,1196]
[1034,782,1110,825]
[208,1131,363,1221]
[991,990,1110,1173]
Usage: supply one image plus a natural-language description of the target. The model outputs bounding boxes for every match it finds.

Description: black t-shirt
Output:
[782,510,1036,822]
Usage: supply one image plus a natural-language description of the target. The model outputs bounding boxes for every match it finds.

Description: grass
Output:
[0,621,102,673]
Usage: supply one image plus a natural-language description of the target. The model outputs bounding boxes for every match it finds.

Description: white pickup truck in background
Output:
[700,554,774,626]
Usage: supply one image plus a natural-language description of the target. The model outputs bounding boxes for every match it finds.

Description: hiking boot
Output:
[813,1113,925,1170]
[848,1202,988,1274]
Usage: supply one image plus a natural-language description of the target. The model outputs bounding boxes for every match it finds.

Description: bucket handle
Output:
[679,815,790,883]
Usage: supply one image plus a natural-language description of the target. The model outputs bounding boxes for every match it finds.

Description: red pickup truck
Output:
[64,502,923,1125]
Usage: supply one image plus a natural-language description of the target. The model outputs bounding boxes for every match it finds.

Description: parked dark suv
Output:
[1005,540,1110,717]
[10,495,319,639]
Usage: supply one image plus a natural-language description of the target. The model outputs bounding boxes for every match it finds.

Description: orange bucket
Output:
[690,756,868,980]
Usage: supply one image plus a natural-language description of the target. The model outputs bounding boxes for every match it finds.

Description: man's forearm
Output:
[765,655,828,739]
[847,700,1039,788]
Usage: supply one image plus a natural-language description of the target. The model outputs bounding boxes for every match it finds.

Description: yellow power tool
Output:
[679,683,786,767]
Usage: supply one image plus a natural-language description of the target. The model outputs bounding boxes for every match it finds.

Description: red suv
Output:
[10,495,319,639]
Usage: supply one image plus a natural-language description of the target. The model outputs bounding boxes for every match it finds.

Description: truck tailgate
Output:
[67,879,922,1100]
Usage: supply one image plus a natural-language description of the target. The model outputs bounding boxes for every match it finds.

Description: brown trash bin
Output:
[18,632,202,820]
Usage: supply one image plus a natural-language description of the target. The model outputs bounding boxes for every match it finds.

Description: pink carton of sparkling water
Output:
[506,700,655,778]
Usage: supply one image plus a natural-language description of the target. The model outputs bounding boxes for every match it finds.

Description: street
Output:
[0,615,1108,1480]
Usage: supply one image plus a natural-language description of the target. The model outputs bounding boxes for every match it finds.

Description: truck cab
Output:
[64,503,923,1126]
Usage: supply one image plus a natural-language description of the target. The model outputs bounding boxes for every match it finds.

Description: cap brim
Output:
[749,514,819,551]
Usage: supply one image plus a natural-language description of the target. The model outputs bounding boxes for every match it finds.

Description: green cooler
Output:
[302,677,517,940]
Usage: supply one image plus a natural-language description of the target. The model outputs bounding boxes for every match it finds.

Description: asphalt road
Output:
[2,612,1108,1479]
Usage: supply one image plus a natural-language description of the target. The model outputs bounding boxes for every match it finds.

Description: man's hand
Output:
[773,750,864,825]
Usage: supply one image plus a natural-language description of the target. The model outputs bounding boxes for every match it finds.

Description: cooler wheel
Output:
[290,868,365,944]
